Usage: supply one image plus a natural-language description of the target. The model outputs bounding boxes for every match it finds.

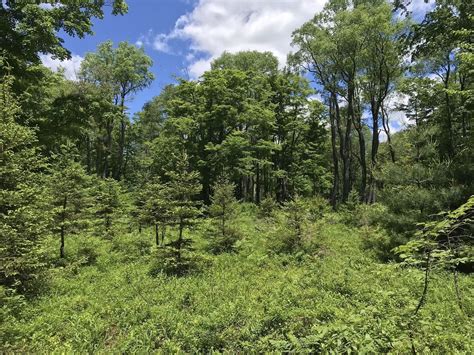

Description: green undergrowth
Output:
[1,208,472,353]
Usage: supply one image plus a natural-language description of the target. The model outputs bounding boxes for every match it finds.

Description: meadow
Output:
[2,204,472,353]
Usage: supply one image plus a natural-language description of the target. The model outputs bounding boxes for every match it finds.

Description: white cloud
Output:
[407,0,434,16]
[150,0,326,78]
[188,58,212,78]
[153,34,173,53]
[386,92,410,128]
[142,0,435,79]
[308,93,324,102]
[379,92,410,141]
[38,3,64,10]
[40,54,83,81]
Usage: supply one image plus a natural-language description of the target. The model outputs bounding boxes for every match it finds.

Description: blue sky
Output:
[43,0,196,115]
[41,0,434,124]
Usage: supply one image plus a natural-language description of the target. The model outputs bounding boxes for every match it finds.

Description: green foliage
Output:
[1,1,473,353]
[291,0,405,204]
[151,153,203,276]
[211,50,278,74]
[0,67,47,293]
[206,178,241,253]
[140,179,170,246]
[258,196,278,219]
[132,51,329,203]
[0,1,127,80]
[2,209,472,353]
[271,196,310,254]
[90,178,123,239]
[304,196,331,222]
[47,146,90,258]
[80,41,154,102]
[79,40,154,180]
[377,124,470,239]
[396,196,474,271]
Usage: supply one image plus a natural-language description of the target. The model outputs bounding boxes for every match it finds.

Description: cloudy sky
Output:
[41,0,433,120]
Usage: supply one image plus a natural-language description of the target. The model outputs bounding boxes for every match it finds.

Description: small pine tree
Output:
[131,188,146,234]
[207,177,240,253]
[48,146,90,258]
[154,153,202,275]
[91,178,122,238]
[279,196,308,253]
[0,65,48,292]
[258,196,278,219]
[142,179,170,246]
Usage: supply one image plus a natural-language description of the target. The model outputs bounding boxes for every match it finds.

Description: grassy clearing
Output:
[2,208,472,353]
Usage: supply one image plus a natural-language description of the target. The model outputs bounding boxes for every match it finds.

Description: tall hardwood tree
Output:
[79,41,154,180]
[0,0,127,83]
[292,0,404,204]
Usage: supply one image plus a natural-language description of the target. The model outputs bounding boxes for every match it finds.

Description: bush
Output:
[258,197,278,219]
[148,247,212,277]
[112,233,152,260]
[304,196,331,222]
[270,197,310,254]
[206,178,242,254]
[77,246,99,266]
[206,226,241,254]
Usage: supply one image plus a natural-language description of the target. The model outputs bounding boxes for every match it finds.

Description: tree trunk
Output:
[381,105,396,163]
[355,126,367,202]
[115,94,127,180]
[155,223,159,246]
[177,219,183,263]
[104,120,113,178]
[255,162,261,205]
[115,117,126,180]
[349,82,366,202]
[329,95,340,210]
[333,94,351,202]
[367,100,381,203]
[86,135,91,174]
[443,55,454,158]
[161,225,166,245]
[60,196,67,258]
[341,92,353,202]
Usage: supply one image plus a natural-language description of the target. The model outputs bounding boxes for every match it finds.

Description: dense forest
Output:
[1,0,473,352]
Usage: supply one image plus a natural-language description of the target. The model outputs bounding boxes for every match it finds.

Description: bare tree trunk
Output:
[86,135,91,174]
[255,162,261,205]
[60,196,67,258]
[221,203,226,238]
[381,104,396,163]
[161,225,166,245]
[334,94,351,202]
[329,95,340,210]
[115,94,127,180]
[177,219,183,263]
[348,83,364,201]
[104,120,113,178]
[354,124,367,202]
[443,56,454,157]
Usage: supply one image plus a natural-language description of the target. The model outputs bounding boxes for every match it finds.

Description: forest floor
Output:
[2,206,473,353]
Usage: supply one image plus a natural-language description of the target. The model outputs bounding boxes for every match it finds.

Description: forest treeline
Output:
[1,0,473,315]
